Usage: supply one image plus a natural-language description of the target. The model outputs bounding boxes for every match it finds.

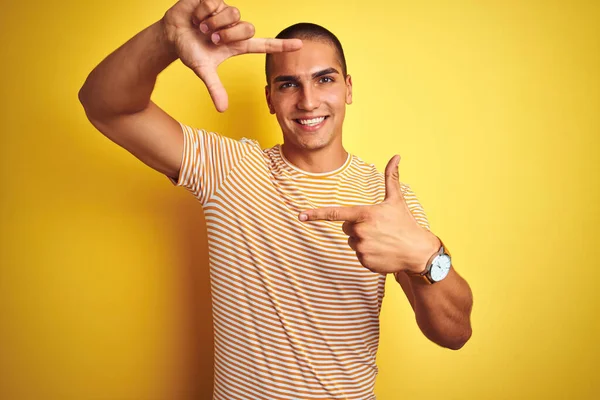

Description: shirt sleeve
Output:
[168,122,254,205]
[395,183,433,283]
[400,183,431,231]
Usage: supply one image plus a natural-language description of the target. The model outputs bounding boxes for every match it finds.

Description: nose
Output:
[297,85,320,111]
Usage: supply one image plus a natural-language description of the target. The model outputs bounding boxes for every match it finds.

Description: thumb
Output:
[195,66,228,113]
[384,154,402,202]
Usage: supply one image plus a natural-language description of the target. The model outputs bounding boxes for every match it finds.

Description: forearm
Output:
[79,19,178,118]
[409,268,473,350]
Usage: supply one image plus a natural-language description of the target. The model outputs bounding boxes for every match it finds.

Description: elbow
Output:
[78,86,87,109]
[78,84,95,117]
[78,77,103,118]
[78,87,87,107]
[78,84,108,123]
[417,314,473,351]
[78,77,91,107]
[444,327,472,351]
[419,317,472,350]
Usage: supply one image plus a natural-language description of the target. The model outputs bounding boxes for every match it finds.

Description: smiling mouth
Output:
[294,116,329,127]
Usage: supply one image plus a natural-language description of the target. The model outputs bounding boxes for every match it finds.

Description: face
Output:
[265,40,352,153]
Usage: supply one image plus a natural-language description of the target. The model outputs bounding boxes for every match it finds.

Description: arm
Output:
[298,155,473,350]
[78,20,183,179]
[78,0,301,180]
[395,236,473,350]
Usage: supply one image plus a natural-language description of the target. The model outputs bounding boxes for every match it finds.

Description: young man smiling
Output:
[265,37,352,172]
[79,0,473,399]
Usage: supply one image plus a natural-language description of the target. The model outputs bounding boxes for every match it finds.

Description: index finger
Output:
[243,37,303,54]
[299,206,366,223]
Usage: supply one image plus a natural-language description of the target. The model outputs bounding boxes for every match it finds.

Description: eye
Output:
[280,82,297,89]
[319,76,334,84]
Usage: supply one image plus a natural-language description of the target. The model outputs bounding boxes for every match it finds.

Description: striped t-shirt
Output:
[169,123,430,400]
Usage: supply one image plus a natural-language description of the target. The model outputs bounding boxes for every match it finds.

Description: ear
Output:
[265,85,275,114]
[345,74,353,105]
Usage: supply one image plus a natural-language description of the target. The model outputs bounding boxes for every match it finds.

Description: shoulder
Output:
[346,153,415,198]
[348,154,383,179]
[239,136,262,149]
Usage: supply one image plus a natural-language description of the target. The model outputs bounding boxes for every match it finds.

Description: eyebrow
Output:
[273,67,340,83]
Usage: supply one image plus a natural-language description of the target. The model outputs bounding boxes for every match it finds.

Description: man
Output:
[79,0,473,399]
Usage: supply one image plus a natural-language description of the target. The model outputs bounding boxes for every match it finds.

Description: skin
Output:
[265,40,352,173]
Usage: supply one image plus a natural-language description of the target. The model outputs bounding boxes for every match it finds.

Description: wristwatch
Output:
[408,237,452,284]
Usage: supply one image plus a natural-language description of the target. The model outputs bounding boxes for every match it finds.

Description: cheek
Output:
[323,89,347,110]
[272,95,294,114]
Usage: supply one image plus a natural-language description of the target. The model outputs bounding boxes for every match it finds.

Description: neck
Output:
[281,142,348,174]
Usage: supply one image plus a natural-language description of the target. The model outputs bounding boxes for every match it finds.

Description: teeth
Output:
[298,117,326,126]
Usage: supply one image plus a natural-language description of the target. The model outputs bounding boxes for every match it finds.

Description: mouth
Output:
[293,116,329,132]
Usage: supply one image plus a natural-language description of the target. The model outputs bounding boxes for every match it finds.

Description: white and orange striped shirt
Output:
[169,123,430,400]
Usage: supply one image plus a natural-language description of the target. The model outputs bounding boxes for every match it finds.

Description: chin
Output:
[293,134,333,151]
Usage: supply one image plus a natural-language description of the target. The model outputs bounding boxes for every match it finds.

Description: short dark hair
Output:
[265,22,347,85]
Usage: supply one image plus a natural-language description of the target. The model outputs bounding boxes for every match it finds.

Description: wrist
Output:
[406,233,442,275]
[154,19,180,70]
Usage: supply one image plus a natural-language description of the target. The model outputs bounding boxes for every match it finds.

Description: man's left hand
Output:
[298,155,440,275]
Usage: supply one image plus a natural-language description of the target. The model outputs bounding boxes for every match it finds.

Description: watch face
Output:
[430,255,452,282]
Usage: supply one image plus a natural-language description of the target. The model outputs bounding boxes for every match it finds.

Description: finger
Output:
[194,0,227,24]
[211,21,255,45]
[241,37,303,54]
[200,6,241,34]
[341,221,357,237]
[299,206,366,222]
[195,67,228,112]
[384,154,402,202]
[348,236,358,251]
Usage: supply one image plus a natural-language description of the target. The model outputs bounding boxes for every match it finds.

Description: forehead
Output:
[269,40,342,81]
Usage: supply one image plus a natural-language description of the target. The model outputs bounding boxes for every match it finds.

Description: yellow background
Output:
[1,0,598,399]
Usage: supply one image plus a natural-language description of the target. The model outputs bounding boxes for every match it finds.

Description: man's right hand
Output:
[162,0,302,112]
